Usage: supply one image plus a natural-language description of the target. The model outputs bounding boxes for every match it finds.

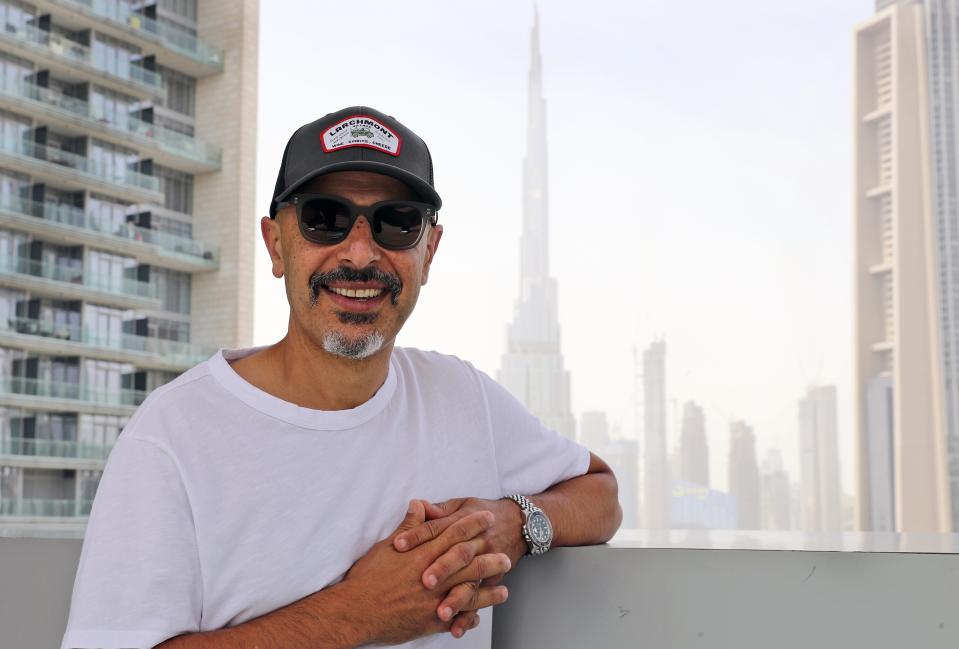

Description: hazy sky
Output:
[253,0,874,493]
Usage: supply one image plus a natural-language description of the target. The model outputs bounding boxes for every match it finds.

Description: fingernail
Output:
[426,574,438,588]
[408,500,416,513]
[396,538,408,550]
[500,586,509,599]
[442,606,453,620]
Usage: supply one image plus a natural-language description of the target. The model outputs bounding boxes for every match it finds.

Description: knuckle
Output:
[424,519,441,540]
[455,542,475,567]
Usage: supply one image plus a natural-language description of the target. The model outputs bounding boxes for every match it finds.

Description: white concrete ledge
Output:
[2,535,958,649]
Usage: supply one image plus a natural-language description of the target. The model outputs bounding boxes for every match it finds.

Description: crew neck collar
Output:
[207,346,398,431]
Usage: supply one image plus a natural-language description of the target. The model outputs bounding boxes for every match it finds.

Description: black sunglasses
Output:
[275,193,438,250]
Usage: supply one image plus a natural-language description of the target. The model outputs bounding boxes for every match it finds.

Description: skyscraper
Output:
[642,340,669,529]
[760,449,792,531]
[679,400,709,487]
[854,0,954,532]
[498,8,575,441]
[728,420,760,530]
[0,0,258,536]
[580,411,639,529]
[799,385,842,532]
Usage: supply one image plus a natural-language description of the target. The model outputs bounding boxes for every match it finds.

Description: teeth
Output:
[329,287,384,299]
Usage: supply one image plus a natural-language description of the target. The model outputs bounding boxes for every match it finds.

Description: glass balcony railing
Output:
[0,20,163,91]
[0,498,93,517]
[0,194,219,264]
[0,135,161,194]
[1,316,213,366]
[0,375,147,407]
[0,435,111,460]
[53,0,224,71]
[0,76,223,169]
[0,254,159,301]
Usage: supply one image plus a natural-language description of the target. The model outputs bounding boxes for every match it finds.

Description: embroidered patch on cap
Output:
[320,115,403,157]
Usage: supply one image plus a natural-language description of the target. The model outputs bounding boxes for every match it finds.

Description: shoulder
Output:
[121,356,221,449]
[391,346,490,392]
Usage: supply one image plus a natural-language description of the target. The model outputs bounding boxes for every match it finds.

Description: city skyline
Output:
[253,0,869,499]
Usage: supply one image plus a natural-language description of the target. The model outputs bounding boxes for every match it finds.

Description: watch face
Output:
[528,511,553,545]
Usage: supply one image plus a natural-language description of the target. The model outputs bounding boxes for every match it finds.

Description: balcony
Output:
[0,20,163,99]
[0,316,214,372]
[39,0,225,76]
[0,135,162,204]
[0,194,219,272]
[0,254,161,311]
[0,499,92,518]
[0,435,111,461]
[0,376,146,417]
[0,76,222,173]
[0,533,958,648]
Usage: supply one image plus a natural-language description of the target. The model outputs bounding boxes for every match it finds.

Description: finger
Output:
[423,510,493,561]
[393,510,468,552]
[480,573,504,588]
[427,498,465,519]
[450,611,480,639]
[437,582,509,621]
[390,500,426,539]
[423,536,488,589]
[443,552,511,589]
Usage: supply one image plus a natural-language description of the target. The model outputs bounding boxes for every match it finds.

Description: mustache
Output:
[309,266,403,307]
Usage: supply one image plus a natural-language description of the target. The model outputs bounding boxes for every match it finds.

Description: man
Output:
[60,106,621,649]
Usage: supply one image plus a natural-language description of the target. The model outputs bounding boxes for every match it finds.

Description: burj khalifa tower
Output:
[497,8,576,442]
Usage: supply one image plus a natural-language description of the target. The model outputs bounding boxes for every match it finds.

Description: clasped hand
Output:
[343,498,516,645]
[392,497,527,639]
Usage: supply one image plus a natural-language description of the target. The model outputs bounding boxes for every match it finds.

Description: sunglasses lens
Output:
[373,204,425,249]
[299,197,353,243]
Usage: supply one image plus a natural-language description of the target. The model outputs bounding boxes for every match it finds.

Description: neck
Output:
[231,322,393,411]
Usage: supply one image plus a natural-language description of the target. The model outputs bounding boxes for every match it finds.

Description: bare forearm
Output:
[154,580,369,649]
[530,469,622,547]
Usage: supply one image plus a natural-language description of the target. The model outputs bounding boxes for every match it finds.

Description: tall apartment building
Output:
[799,385,842,532]
[728,420,760,530]
[642,340,669,529]
[854,0,955,532]
[679,400,709,487]
[0,0,257,536]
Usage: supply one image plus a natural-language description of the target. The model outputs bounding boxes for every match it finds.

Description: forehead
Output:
[300,171,417,201]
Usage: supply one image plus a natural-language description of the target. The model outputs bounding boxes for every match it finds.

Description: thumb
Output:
[393,499,426,536]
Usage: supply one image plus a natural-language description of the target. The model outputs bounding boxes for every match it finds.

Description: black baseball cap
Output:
[270,106,442,217]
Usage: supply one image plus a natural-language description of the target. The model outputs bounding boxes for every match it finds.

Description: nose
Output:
[335,215,381,268]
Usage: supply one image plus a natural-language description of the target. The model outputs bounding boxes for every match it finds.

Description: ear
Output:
[420,223,443,286]
[261,216,284,278]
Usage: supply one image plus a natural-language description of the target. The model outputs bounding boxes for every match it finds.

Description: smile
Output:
[327,286,384,299]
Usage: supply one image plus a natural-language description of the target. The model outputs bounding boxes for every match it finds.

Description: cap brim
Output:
[273,161,442,211]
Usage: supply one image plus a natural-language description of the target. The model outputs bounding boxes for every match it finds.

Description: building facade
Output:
[799,385,842,532]
[854,0,954,532]
[728,420,760,530]
[0,0,257,536]
[498,8,575,442]
[642,340,669,529]
[679,400,709,488]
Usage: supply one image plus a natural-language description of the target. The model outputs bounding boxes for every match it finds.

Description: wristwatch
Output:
[504,494,553,556]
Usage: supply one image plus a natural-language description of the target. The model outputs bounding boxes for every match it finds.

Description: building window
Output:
[152,267,191,314]
[92,33,140,80]
[159,0,197,22]
[0,51,32,88]
[0,0,34,31]
[157,64,196,117]
[154,163,194,214]
[89,138,140,185]
[90,85,139,129]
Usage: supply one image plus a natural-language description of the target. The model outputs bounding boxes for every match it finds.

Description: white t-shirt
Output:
[60,346,590,649]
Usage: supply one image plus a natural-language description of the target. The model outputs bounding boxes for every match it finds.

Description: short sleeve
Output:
[475,368,591,497]
[60,434,202,649]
